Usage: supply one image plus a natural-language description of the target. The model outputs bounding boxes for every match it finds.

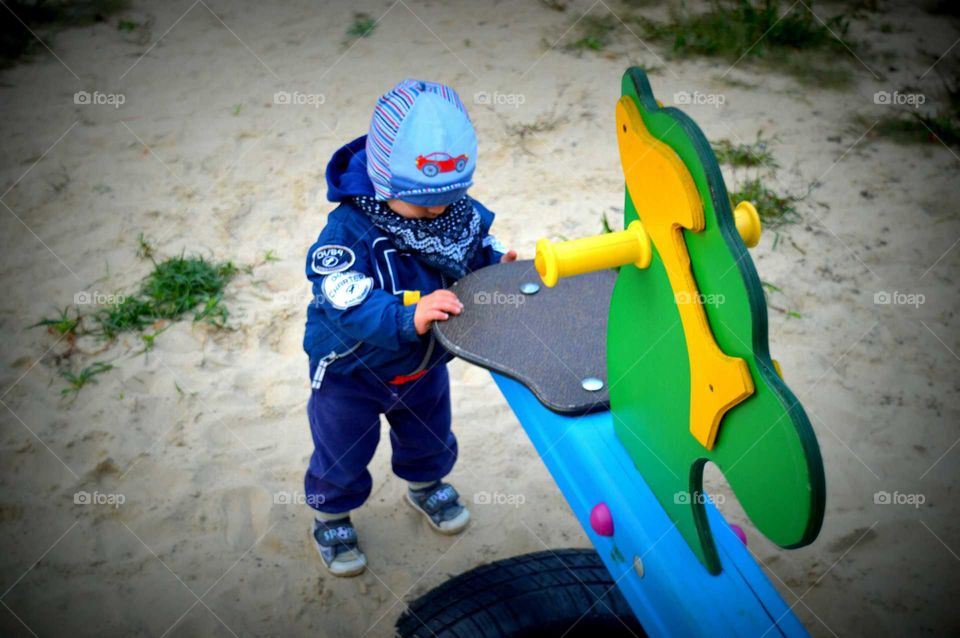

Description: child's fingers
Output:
[431,299,463,315]
[426,309,450,322]
[430,290,462,305]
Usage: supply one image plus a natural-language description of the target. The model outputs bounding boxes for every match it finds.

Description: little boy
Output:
[302,79,516,576]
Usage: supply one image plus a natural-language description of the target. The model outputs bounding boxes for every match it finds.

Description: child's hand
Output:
[414,290,464,335]
[500,250,518,263]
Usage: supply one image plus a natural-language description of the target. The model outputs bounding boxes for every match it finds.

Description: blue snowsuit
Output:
[303,135,505,513]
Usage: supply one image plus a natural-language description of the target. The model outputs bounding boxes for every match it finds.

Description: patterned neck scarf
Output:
[351,195,483,279]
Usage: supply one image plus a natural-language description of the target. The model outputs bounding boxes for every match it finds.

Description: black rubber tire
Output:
[395,548,646,638]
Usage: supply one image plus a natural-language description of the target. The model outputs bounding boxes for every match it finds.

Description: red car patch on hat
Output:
[415,152,468,177]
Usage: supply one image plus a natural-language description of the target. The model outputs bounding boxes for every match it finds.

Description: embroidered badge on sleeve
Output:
[311,245,356,275]
[322,271,373,309]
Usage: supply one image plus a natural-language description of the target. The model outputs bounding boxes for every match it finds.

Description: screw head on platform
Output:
[581,376,604,392]
[633,555,645,578]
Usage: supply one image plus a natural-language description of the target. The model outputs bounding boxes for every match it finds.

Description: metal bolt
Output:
[581,376,604,392]
[519,282,540,295]
[633,555,644,578]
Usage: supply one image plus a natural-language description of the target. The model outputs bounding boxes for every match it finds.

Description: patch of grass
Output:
[31,307,81,339]
[116,19,139,32]
[728,176,801,228]
[539,0,568,11]
[645,0,848,56]
[869,112,960,147]
[712,132,779,168]
[32,251,241,396]
[1,0,129,66]
[635,0,854,86]
[346,12,376,39]
[136,232,154,260]
[93,255,239,339]
[60,362,113,398]
[566,14,618,51]
[865,68,960,150]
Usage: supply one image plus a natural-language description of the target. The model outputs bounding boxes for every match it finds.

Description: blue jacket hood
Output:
[325,135,376,202]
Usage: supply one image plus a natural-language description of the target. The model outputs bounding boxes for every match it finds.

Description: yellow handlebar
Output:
[535,221,651,288]
[534,201,761,287]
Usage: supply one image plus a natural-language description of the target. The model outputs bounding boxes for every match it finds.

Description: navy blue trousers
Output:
[304,364,456,514]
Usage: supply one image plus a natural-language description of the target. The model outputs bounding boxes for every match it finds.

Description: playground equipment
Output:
[398,68,824,637]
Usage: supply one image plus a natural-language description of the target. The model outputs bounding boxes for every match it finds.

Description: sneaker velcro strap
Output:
[421,483,459,515]
[317,522,358,548]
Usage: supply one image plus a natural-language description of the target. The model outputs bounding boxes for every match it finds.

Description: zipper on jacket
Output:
[312,342,362,390]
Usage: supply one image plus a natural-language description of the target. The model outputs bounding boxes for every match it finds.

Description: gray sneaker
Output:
[312,518,366,577]
[405,482,471,535]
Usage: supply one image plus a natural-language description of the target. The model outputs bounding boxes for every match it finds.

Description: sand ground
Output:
[1,1,959,636]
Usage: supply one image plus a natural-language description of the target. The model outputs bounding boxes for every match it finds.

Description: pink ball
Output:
[730,523,747,546]
[589,503,614,537]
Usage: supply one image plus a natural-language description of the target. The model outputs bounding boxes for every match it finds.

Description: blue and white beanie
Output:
[366,79,477,207]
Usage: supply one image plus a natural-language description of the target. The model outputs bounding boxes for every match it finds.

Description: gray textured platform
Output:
[433,260,614,415]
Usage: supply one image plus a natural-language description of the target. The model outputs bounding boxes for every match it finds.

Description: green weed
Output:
[60,362,113,398]
[712,132,779,168]
[636,0,855,86]
[93,255,239,339]
[31,307,81,338]
[566,15,618,51]
[346,12,376,39]
[728,176,801,228]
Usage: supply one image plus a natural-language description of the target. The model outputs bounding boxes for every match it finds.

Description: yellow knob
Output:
[403,290,421,306]
[535,221,651,288]
[733,201,762,248]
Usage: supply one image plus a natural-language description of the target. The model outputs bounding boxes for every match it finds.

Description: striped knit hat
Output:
[366,79,477,207]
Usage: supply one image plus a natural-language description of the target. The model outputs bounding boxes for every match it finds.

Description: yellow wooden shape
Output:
[535,221,651,287]
[615,95,754,450]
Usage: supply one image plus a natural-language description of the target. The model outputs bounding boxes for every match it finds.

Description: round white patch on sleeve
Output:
[322,271,373,309]
[311,245,356,275]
